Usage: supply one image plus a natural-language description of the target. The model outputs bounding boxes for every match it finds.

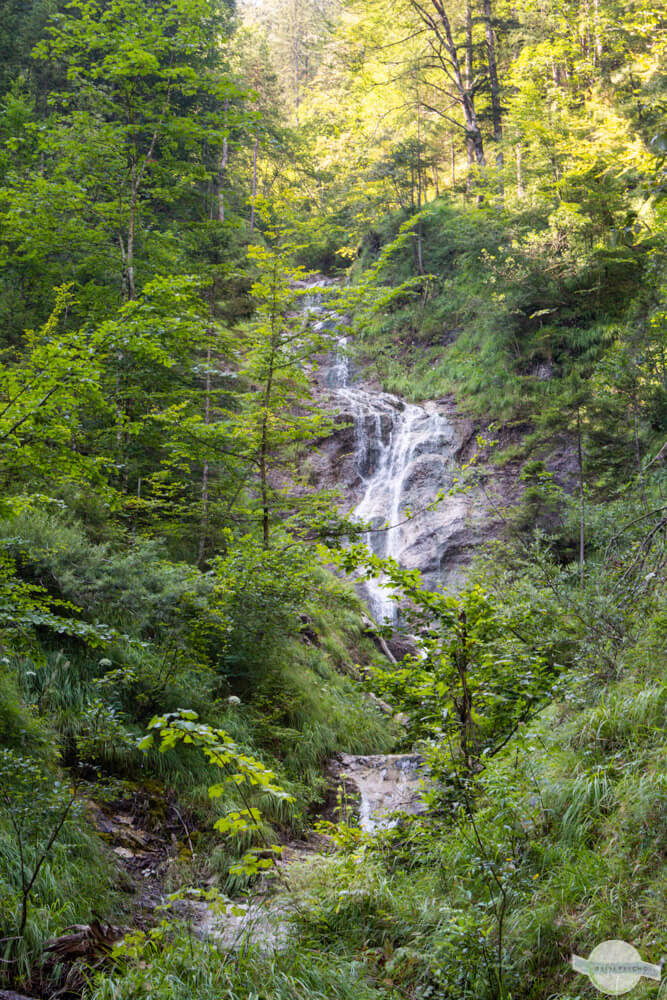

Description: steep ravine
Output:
[194,280,471,949]
[114,280,583,958]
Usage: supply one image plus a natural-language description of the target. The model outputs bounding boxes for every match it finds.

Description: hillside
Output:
[0,0,665,997]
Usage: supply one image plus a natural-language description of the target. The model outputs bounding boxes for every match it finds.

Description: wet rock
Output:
[332,753,428,831]
[385,633,419,661]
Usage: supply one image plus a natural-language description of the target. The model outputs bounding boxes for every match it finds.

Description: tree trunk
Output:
[250,134,259,234]
[465,138,474,197]
[633,398,648,509]
[468,125,486,166]
[118,234,128,302]
[593,0,602,64]
[480,0,503,167]
[260,413,270,548]
[293,35,300,126]
[580,0,590,59]
[465,0,473,96]
[462,0,485,169]
[416,98,424,274]
[464,0,479,194]
[127,164,137,300]
[454,612,476,773]
[198,341,212,566]
[577,405,585,587]
[416,98,423,213]
[217,99,229,223]
[260,329,276,549]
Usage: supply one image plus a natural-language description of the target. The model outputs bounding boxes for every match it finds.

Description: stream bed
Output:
[191,753,428,950]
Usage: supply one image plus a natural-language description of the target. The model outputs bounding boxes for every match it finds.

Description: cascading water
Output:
[317,289,462,625]
[335,753,428,831]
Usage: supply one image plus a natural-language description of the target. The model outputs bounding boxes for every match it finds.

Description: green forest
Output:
[0,0,664,995]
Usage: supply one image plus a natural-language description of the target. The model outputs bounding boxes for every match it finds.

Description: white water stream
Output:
[309,282,463,624]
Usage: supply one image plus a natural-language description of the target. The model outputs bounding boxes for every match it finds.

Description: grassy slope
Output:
[349,200,664,474]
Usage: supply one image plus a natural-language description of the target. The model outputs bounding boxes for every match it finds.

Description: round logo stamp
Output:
[571,939,662,995]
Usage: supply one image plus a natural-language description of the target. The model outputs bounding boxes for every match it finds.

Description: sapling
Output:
[0,749,81,945]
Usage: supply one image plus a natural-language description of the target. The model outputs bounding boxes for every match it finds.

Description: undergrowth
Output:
[0,508,394,982]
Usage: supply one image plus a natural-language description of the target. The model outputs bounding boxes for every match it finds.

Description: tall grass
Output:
[0,817,113,983]
[87,920,402,1000]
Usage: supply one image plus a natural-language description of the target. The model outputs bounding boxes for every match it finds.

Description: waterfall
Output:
[306,279,464,627]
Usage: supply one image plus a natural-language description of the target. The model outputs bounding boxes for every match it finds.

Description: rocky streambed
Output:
[191,752,428,951]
